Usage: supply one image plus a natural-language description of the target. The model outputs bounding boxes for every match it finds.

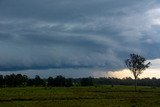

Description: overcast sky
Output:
[0,0,160,77]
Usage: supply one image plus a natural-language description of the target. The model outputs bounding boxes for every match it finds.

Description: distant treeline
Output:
[0,74,160,87]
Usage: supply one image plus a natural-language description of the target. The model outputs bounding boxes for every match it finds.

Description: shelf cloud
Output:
[0,0,160,72]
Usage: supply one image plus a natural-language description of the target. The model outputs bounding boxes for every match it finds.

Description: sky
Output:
[0,0,160,78]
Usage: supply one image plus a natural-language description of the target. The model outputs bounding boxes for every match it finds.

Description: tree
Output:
[34,75,45,86]
[65,78,73,87]
[125,53,150,91]
[27,79,35,86]
[22,75,28,86]
[15,74,24,87]
[53,75,66,87]
[47,77,54,87]
[80,77,93,86]
[0,75,3,87]
[4,74,16,87]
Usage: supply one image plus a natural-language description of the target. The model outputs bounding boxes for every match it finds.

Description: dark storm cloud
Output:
[0,0,160,71]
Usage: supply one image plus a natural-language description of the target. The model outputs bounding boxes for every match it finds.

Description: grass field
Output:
[0,85,160,107]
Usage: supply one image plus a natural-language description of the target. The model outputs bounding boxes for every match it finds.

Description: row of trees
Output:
[93,77,160,87]
[0,74,74,87]
[0,74,28,87]
[0,74,160,87]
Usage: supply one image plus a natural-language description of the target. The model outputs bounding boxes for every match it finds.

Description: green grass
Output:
[0,85,160,107]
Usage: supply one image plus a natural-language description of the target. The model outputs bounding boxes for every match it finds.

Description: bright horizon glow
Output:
[106,58,160,79]
[106,68,160,79]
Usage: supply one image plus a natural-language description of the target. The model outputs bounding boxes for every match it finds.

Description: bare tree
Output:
[125,54,150,91]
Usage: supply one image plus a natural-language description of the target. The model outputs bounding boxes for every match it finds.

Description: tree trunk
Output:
[135,77,137,92]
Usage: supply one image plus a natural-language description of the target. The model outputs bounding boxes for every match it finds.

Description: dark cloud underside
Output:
[0,0,160,71]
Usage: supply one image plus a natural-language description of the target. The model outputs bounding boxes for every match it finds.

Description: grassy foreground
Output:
[0,86,160,107]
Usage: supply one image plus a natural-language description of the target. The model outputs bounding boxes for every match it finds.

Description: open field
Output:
[0,86,160,107]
